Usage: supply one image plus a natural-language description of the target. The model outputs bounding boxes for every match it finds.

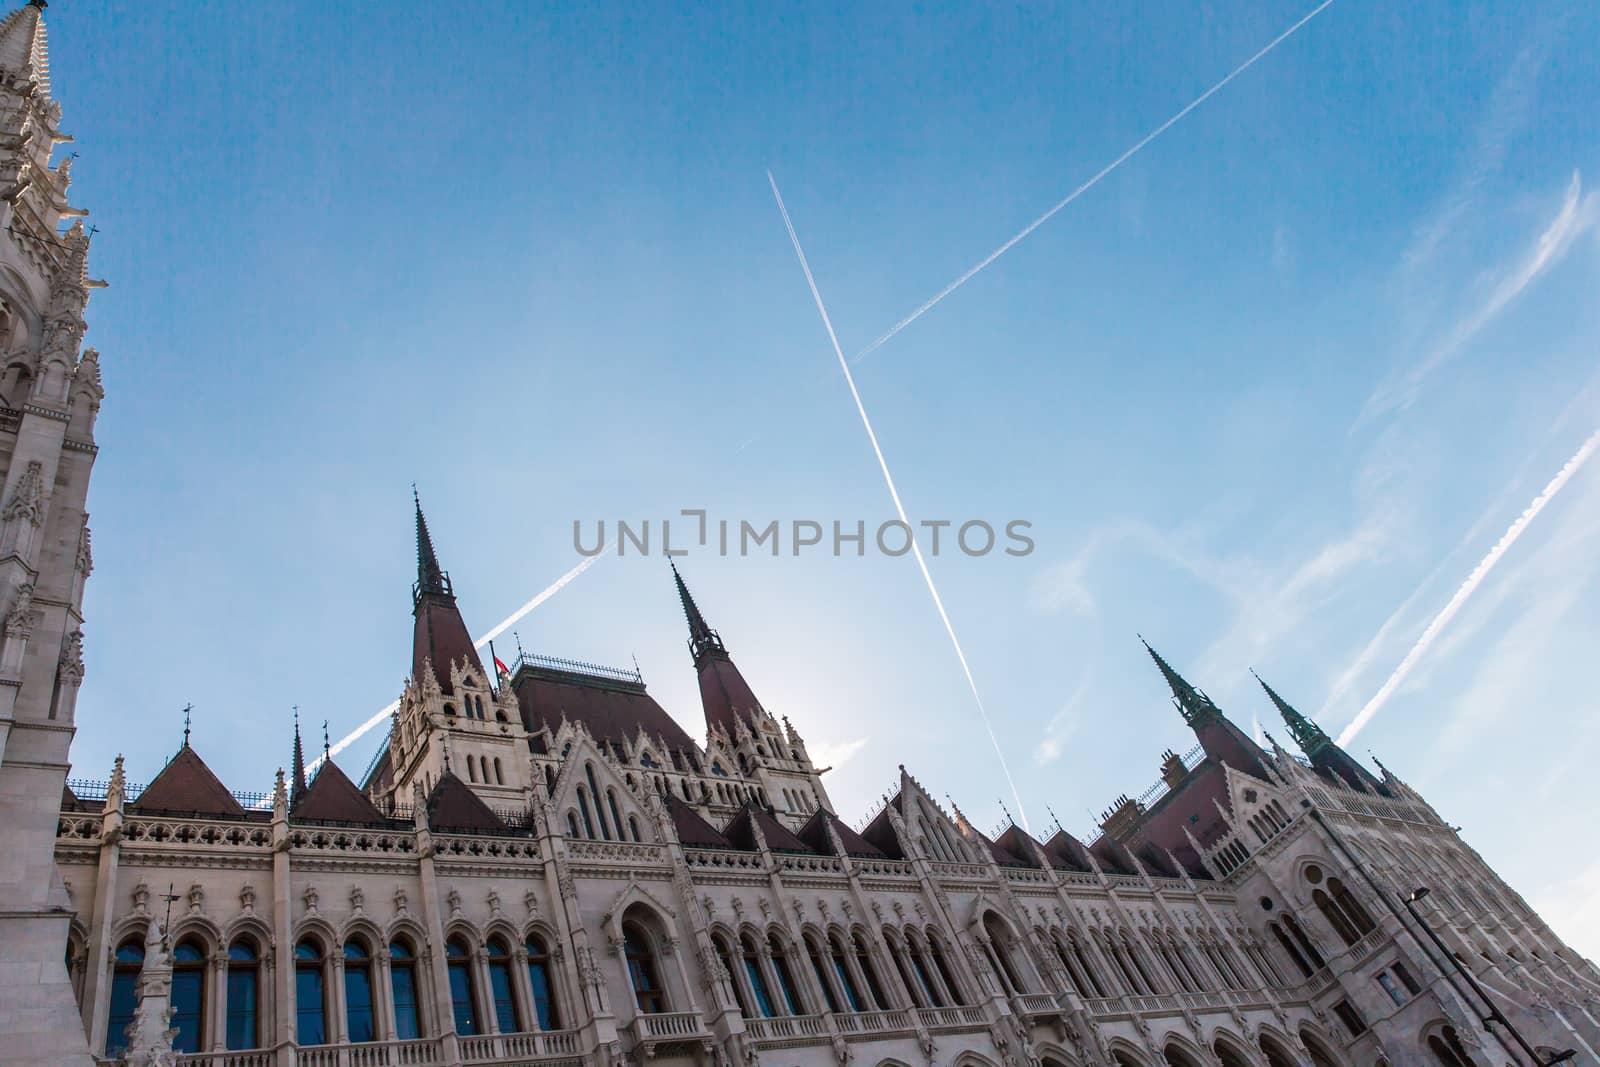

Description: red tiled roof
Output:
[1041,829,1093,872]
[798,808,886,859]
[724,803,816,854]
[697,655,764,738]
[515,667,698,758]
[293,760,388,826]
[134,746,246,818]
[993,825,1044,869]
[664,793,734,849]
[426,771,505,832]
[413,594,484,697]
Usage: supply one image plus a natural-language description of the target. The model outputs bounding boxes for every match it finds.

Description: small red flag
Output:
[493,655,510,677]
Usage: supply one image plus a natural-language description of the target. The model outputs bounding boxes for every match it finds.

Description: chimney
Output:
[1160,749,1188,789]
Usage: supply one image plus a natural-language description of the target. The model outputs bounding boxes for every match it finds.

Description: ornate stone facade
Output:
[7,5,1600,1067]
[0,2,105,1064]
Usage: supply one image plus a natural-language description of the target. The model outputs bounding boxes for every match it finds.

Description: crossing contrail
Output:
[852,0,1336,365]
[308,551,607,776]
[769,170,1031,831]
[1337,427,1600,746]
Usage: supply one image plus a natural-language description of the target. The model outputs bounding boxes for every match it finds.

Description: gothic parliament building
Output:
[0,5,1596,1067]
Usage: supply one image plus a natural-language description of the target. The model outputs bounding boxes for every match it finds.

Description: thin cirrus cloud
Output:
[1363,171,1598,422]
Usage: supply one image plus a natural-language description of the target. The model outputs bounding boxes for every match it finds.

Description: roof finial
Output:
[322,720,330,761]
[413,487,449,602]
[1251,670,1331,758]
[181,703,192,748]
[290,706,307,802]
[671,561,725,665]
[1046,804,1064,836]
[1140,637,1221,727]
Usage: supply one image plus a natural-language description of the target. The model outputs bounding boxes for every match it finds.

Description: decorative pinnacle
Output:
[181,703,192,748]
[413,488,450,601]
[671,560,725,664]
[1251,669,1331,759]
[1139,636,1222,727]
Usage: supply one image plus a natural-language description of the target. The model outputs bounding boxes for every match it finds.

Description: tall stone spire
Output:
[291,708,307,802]
[409,490,482,694]
[0,2,49,96]
[672,559,724,665]
[414,487,449,600]
[1251,670,1388,795]
[671,563,767,739]
[1140,636,1222,728]
[1252,670,1330,759]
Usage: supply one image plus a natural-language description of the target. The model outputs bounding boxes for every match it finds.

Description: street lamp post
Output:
[1403,888,1576,1067]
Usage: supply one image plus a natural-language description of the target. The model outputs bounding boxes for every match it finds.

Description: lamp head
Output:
[1408,887,1430,903]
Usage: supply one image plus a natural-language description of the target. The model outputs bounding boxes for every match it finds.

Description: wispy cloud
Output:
[1364,172,1599,421]
[810,736,870,772]
[1336,427,1600,746]
[1533,856,1600,961]
[1035,675,1092,766]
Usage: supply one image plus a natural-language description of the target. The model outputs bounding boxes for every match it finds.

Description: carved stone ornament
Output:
[302,886,318,914]
[4,580,34,638]
[239,885,256,915]
[349,885,365,914]
[2,460,44,526]
[59,627,85,683]
[447,888,462,917]
[393,887,408,916]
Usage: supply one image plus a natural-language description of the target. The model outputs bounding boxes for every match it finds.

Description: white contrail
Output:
[308,551,607,775]
[768,171,1031,831]
[1337,427,1600,746]
[852,0,1336,364]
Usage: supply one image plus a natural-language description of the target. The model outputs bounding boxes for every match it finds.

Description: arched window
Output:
[390,939,422,1040]
[344,938,376,1043]
[171,939,207,1053]
[226,939,260,1050]
[607,790,626,844]
[467,758,478,784]
[446,937,480,1035]
[829,934,863,1011]
[628,815,642,843]
[908,935,944,1006]
[566,811,581,837]
[886,934,927,1007]
[715,937,749,1016]
[1428,1027,1474,1067]
[295,939,328,1046]
[487,936,519,1033]
[577,789,596,839]
[1328,878,1376,936]
[929,934,966,1005]
[526,935,560,1031]
[806,936,841,1013]
[1214,1040,1254,1067]
[1066,932,1106,998]
[106,938,145,1056]
[624,922,666,1014]
[1281,914,1325,969]
[1313,888,1361,946]
[493,757,504,785]
[853,932,888,1009]
[769,935,805,1015]
[479,756,491,784]
[585,765,611,840]
[741,935,777,1017]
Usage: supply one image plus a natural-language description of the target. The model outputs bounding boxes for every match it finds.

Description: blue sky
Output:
[53,1,1600,954]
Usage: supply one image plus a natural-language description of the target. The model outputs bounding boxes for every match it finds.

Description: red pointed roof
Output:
[798,808,886,859]
[697,656,765,738]
[293,760,388,826]
[724,803,816,854]
[133,746,246,818]
[410,494,484,696]
[663,793,733,849]
[1041,829,1093,873]
[425,771,505,833]
[993,825,1044,869]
